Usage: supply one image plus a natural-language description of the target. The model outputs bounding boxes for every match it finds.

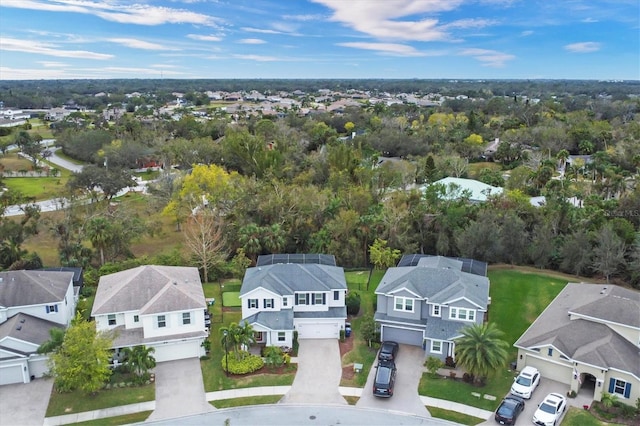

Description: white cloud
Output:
[0,66,74,80]
[458,48,515,67]
[0,37,113,60]
[520,30,534,37]
[37,61,68,67]
[233,54,278,62]
[442,18,497,30]
[564,42,601,53]
[237,38,266,44]
[337,42,426,57]
[1,0,222,27]
[187,34,223,42]
[582,17,598,23]
[242,27,283,35]
[107,38,174,50]
[311,0,463,41]
[283,14,324,21]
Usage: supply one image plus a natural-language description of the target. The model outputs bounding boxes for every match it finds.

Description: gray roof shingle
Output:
[0,312,64,349]
[240,263,347,296]
[242,310,294,330]
[91,265,206,316]
[0,271,73,307]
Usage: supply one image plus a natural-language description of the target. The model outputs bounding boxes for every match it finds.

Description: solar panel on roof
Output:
[256,254,336,266]
[397,254,487,276]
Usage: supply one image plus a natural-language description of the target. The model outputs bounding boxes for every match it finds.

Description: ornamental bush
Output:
[221,351,264,375]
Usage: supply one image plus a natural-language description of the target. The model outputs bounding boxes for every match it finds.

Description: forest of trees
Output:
[1,80,639,289]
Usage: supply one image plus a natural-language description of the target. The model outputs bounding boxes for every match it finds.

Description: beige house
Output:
[514,283,639,406]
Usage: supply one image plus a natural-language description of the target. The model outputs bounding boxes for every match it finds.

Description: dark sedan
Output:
[495,395,525,425]
[378,341,399,361]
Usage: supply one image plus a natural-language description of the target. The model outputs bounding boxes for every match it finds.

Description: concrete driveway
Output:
[0,378,53,426]
[146,357,213,422]
[280,339,347,405]
[356,344,431,418]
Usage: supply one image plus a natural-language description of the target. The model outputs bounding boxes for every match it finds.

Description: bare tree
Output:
[592,224,626,283]
[183,208,226,283]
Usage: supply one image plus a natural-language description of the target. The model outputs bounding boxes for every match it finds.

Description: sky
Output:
[0,0,638,81]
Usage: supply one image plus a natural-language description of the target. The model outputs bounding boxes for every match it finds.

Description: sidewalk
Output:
[44,386,493,425]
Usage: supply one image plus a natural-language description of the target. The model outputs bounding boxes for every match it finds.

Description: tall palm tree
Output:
[236,321,256,356]
[85,216,113,266]
[219,322,242,359]
[122,345,156,377]
[454,322,509,385]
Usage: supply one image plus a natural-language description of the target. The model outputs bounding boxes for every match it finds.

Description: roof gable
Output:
[240,263,347,296]
[570,285,640,328]
[0,271,73,308]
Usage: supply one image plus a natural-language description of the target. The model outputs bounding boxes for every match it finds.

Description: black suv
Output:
[373,360,396,398]
[378,341,399,362]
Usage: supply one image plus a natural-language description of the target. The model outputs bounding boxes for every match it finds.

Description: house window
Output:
[133,315,139,323]
[548,348,553,356]
[264,299,274,309]
[278,332,286,342]
[334,290,340,301]
[314,293,324,305]
[248,299,258,309]
[182,312,191,325]
[46,305,58,314]
[609,379,631,398]
[282,297,288,307]
[432,305,441,317]
[157,315,166,328]
[394,296,414,312]
[431,340,442,354]
[108,314,116,326]
[296,293,307,305]
[449,307,475,321]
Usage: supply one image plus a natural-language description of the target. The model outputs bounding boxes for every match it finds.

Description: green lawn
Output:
[426,406,485,425]
[45,384,155,417]
[562,407,607,426]
[73,411,152,426]
[2,177,69,200]
[419,268,568,411]
[210,395,282,408]
[222,292,241,307]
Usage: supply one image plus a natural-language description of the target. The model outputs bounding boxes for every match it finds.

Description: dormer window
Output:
[394,296,414,312]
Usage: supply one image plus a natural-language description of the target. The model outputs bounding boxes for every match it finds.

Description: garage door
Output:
[0,365,25,385]
[152,340,203,363]
[381,325,423,347]
[297,322,339,339]
[524,355,572,385]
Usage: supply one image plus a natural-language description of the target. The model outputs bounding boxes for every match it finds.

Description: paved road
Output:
[357,344,431,418]
[0,378,53,426]
[46,145,83,173]
[280,339,347,405]
[146,358,214,422]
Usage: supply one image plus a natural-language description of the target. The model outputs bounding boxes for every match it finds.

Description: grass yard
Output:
[562,407,608,426]
[426,406,485,425]
[467,161,503,178]
[45,384,155,417]
[222,292,241,307]
[2,176,68,200]
[73,411,152,426]
[210,395,282,408]
[419,268,568,410]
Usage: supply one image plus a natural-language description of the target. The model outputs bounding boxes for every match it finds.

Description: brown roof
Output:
[91,265,205,316]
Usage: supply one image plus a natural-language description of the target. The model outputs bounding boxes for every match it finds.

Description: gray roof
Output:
[109,325,207,349]
[374,312,426,328]
[295,306,347,319]
[0,270,73,308]
[0,312,64,351]
[515,283,640,377]
[240,263,347,296]
[242,310,294,331]
[92,265,206,316]
[375,258,489,309]
[425,317,466,341]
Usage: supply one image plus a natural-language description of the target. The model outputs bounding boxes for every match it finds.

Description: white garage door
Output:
[0,365,25,385]
[152,340,203,363]
[297,322,339,339]
[525,355,572,385]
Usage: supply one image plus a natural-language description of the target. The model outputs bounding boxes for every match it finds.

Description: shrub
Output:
[567,390,577,398]
[221,351,264,375]
[346,292,361,316]
[620,402,636,418]
[444,356,456,368]
[425,356,444,376]
[339,329,345,342]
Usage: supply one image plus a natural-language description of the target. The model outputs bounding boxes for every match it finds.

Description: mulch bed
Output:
[587,402,640,425]
[339,334,355,381]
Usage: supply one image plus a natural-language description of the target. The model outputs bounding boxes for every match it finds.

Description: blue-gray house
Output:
[374,255,490,361]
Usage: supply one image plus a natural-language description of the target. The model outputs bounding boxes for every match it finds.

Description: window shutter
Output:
[307,293,310,305]
[608,378,615,393]
[322,293,326,304]
[311,295,315,305]
[263,299,267,308]
[624,382,631,398]
[295,294,299,305]
[46,305,50,313]
[247,300,251,308]
[55,305,58,312]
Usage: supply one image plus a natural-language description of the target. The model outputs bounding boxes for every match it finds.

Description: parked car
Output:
[345,322,352,337]
[510,366,540,399]
[204,310,211,326]
[494,395,525,425]
[532,393,567,426]
[378,341,399,361]
[373,360,396,397]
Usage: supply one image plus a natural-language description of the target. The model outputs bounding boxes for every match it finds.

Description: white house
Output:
[91,265,208,363]
[239,254,348,348]
[0,270,76,385]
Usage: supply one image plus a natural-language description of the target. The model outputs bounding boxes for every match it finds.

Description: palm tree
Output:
[122,345,156,377]
[37,327,66,354]
[85,216,113,266]
[236,321,256,356]
[454,322,509,385]
[219,323,242,359]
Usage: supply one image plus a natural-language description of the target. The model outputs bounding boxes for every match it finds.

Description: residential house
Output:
[423,177,504,203]
[0,270,76,385]
[239,254,348,348]
[514,283,639,406]
[91,265,208,363]
[374,255,490,361]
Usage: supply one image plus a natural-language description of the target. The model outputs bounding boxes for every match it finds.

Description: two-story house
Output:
[515,283,639,406]
[91,265,208,363]
[239,255,348,348]
[0,270,76,385]
[374,255,489,361]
